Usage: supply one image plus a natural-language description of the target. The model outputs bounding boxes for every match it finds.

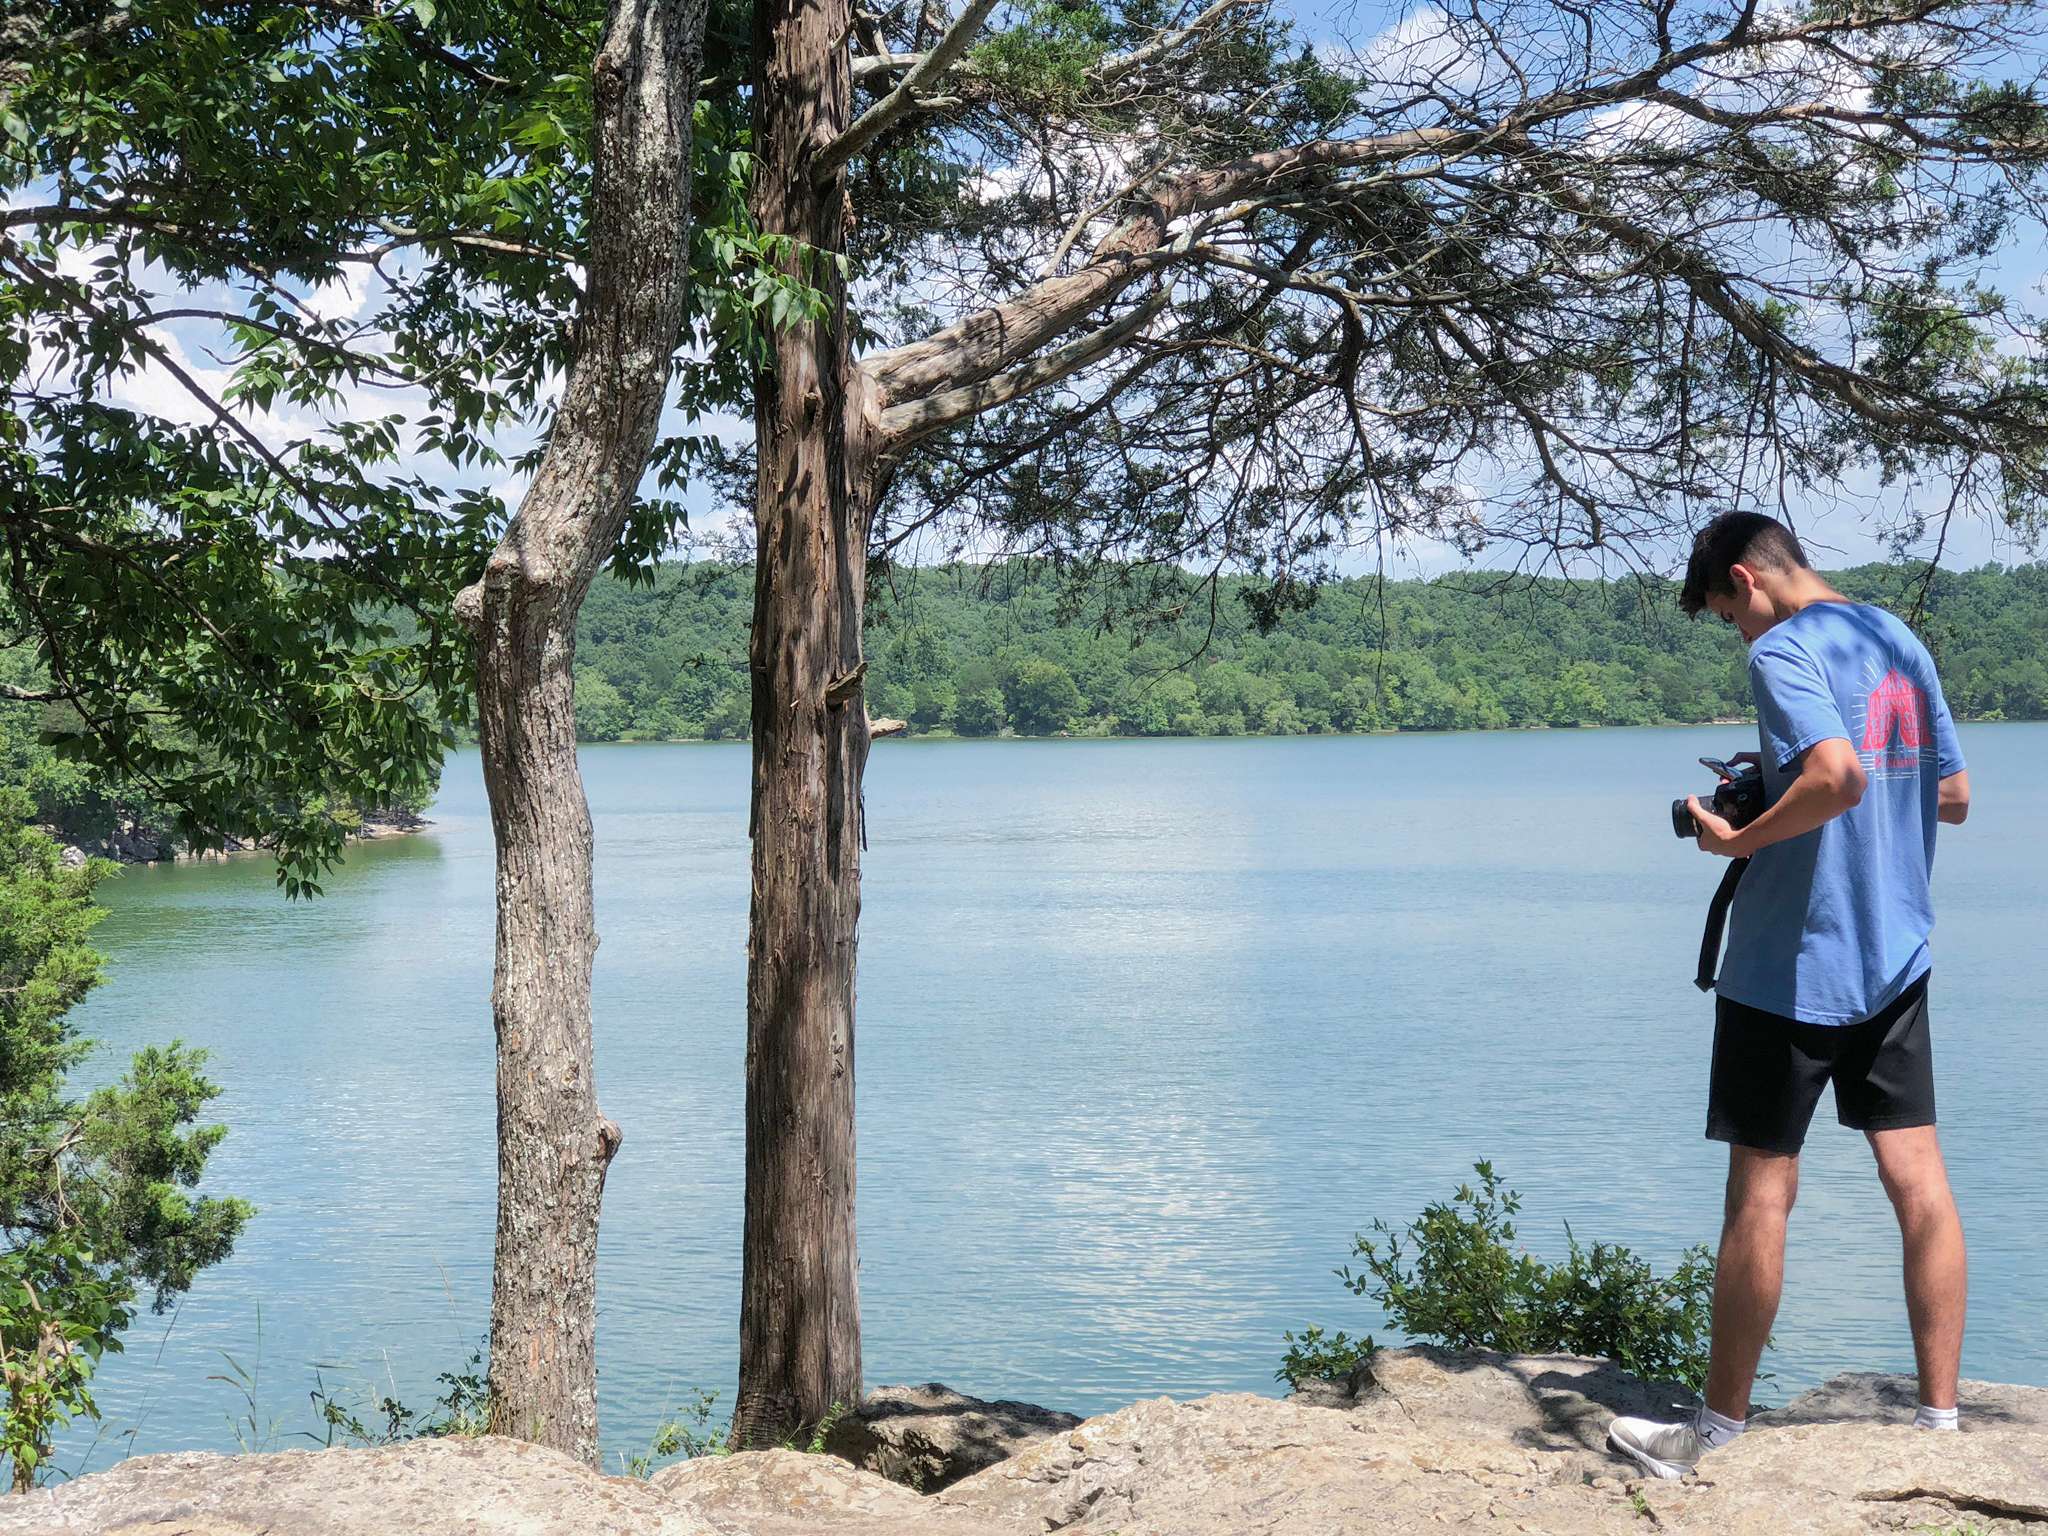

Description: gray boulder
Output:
[822,1383,1081,1492]
[938,1390,1652,1535]
[1639,1422,2048,1533]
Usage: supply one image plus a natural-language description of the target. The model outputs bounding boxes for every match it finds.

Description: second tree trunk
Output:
[734,0,872,1446]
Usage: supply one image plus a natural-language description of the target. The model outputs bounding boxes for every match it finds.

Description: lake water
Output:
[51,726,2048,1476]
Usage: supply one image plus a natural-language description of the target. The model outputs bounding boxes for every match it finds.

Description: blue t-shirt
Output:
[1717,601,1965,1025]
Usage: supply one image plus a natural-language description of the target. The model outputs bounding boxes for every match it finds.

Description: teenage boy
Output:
[1607,512,1973,1479]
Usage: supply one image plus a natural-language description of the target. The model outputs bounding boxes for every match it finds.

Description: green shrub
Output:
[1329,1162,1720,1394]
[1276,1323,1375,1388]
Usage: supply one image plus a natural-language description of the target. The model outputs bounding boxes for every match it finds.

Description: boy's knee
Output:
[1726,1151,1800,1222]
[1869,1128,1955,1217]
[1880,1163,1957,1226]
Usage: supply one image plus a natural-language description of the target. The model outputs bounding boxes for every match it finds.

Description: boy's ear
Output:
[1726,562,1758,600]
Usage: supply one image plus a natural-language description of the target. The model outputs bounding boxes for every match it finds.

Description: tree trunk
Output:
[454,0,705,1466]
[732,0,874,1448]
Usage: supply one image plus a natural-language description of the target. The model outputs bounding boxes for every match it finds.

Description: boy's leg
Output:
[1609,995,1828,1480]
[1703,1146,1799,1419]
[1867,1124,1966,1410]
[1833,977,1960,1412]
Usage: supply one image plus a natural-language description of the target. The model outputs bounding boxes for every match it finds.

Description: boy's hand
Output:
[1688,796,1746,857]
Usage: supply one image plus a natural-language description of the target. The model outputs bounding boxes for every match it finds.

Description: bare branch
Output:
[880,286,1173,446]
[1092,0,1262,83]
[814,0,999,183]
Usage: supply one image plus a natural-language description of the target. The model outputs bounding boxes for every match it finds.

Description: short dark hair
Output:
[1680,512,1809,616]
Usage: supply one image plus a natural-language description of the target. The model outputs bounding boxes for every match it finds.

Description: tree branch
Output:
[867,130,1476,404]
[1092,0,1261,83]
[814,0,999,183]
[865,0,1988,412]
[879,285,1173,447]
[295,0,518,91]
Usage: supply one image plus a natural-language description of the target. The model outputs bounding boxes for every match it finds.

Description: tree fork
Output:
[733,0,874,1448]
[455,0,705,1465]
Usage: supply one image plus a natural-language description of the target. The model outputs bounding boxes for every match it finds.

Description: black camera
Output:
[1671,757,1765,839]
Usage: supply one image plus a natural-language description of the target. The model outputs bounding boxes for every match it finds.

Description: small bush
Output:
[798,1409,847,1458]
[304,1343,490,1448]
[620,1389,731,1477]
[1329,1162,1721,1393]
[1276,1324,1375,1388]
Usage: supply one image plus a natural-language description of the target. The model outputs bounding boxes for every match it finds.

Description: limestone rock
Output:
[0,1435,710,1536]
[822,1383,1081,1492]
[1292,1343,1697,1475]
[1638,1422,2048,1534]
[13,1355,2048,1536]
[653,1448,1007,1536]
[939,1391,1650,1535]
[1760,1370,2048,1432]
[355,806,429,840]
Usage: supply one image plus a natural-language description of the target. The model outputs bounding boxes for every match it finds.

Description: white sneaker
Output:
[1606,1414,1710,1480]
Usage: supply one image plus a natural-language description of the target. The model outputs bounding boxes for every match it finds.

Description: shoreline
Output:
[560,711,2048,746]
[554,718,1770,747]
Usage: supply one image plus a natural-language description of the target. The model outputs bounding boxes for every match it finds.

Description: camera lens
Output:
[1671,799,1698,838]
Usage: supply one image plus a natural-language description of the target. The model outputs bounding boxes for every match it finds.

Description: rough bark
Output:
[733,0,873,1448]
[453,0,705,1466]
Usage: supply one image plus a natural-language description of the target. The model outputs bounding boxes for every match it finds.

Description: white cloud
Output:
[1348,5,1492,108]
[487,470,532,511]
[303,275,374,325]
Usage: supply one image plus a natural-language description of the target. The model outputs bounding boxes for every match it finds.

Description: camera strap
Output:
[1694,856,1750,993]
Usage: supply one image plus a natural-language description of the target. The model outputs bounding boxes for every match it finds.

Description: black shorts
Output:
[1706,972,1936,1155]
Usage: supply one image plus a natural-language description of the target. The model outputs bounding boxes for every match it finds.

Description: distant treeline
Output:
[9,561,2041,844]
[567,560,2048,742]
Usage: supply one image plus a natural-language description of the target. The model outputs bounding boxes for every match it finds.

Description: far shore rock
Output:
[49,807,428,869]
[8,1350,2047,1534]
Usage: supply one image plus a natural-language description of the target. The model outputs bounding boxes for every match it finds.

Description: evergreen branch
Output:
[1549,176,2048,466]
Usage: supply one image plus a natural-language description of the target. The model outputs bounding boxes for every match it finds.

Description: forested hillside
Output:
[9,560,2040,848]
[568,561,2048,742]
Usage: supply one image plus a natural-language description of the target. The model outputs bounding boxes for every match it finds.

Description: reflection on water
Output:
[57,726,2048,1474]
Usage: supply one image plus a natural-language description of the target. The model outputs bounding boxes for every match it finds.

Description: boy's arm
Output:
[1938,769,1970,825]
[1689,738,1864,856]
[1930,666,1968,825]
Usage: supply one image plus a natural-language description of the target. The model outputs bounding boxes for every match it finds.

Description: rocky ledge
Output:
[7,1348,2047,1535]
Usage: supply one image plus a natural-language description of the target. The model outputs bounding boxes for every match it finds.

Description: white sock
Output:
[1914,1403,1960,1432]
[1694,1403,1746,1449]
